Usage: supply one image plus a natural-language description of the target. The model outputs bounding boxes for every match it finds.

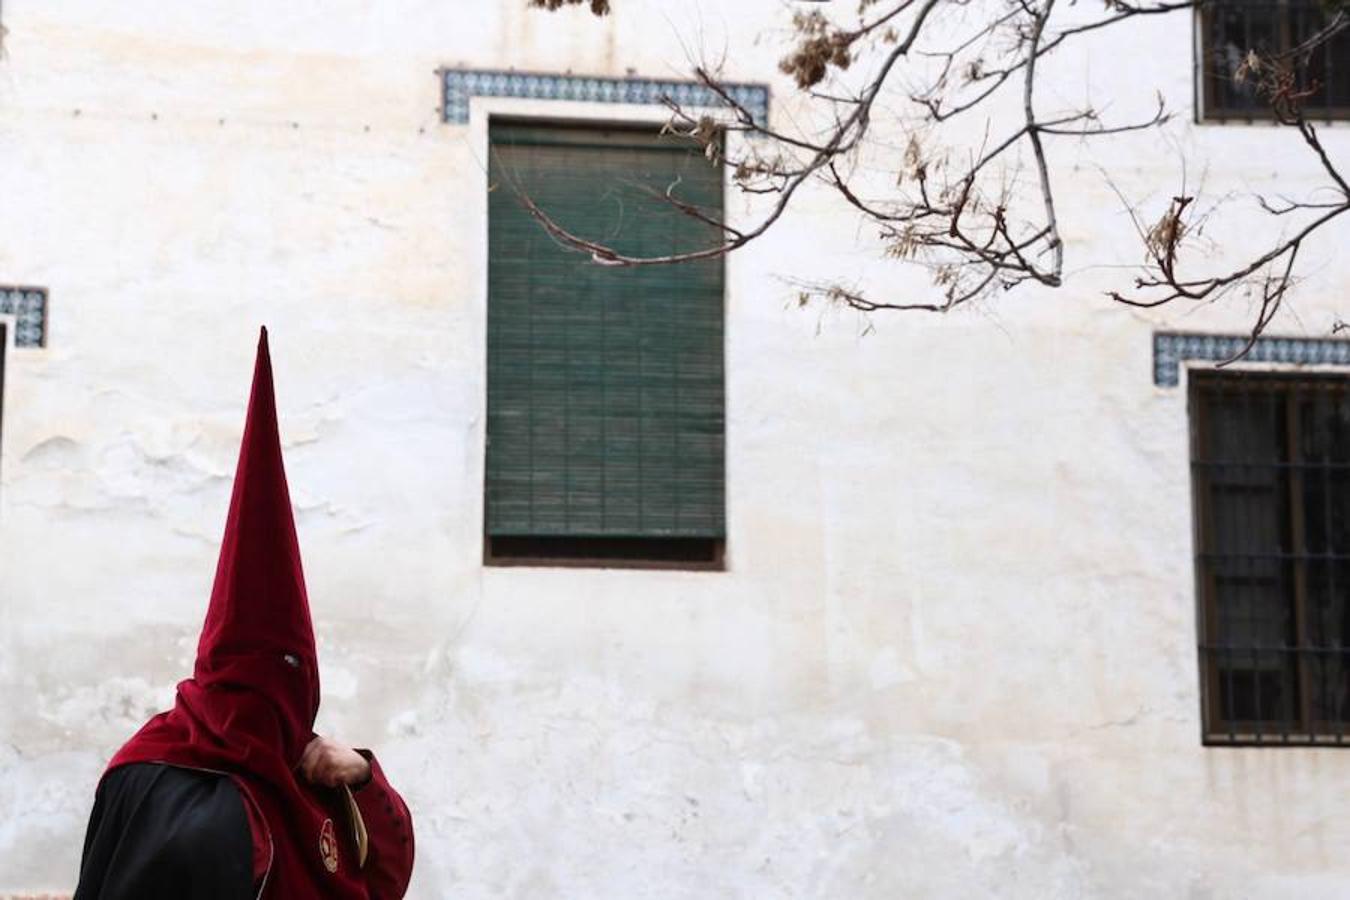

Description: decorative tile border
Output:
[1154,331,1350,387]
[442,69,770,128]
[0,285,47,348]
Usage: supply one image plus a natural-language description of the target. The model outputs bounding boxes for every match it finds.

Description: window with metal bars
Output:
[1198,0,1350,121]
[1191,372,1350,744]
[484,120,726,568]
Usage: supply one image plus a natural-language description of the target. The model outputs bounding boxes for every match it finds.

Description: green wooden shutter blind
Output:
[486,122,726,542]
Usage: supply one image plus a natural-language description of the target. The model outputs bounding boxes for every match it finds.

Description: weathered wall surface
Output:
[2,1,1349,897]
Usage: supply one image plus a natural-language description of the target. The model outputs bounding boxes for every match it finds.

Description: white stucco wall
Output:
[2,2,1349,897]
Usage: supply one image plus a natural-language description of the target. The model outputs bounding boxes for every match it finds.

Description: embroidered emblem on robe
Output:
[320,818,339,873]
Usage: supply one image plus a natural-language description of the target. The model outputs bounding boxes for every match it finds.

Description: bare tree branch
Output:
[527,0,1350,356]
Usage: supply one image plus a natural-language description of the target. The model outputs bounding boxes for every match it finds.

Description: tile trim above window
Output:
[0,285,47,348]
[440,68,771,128]
[1154,332,1350,387]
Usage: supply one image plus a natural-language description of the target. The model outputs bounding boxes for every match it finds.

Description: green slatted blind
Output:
[486,122,726,542]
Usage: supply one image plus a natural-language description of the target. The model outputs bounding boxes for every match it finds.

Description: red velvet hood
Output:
[192,324,320,762]
[107,328,369,898]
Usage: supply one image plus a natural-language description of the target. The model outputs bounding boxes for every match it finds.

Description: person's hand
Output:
[299,735,372,788]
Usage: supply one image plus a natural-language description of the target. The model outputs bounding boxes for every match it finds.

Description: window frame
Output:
[481,116,729,571]
[1195,0,1350,123]
[1190,369,1350,746]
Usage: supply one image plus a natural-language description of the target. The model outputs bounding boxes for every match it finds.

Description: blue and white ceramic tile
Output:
[1154,332,1350,386]
[442,69,770,128]
[0,286,47,348]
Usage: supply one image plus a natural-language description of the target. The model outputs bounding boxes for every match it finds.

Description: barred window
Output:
[1199,0,1350,121]
[1191,372,1350,744]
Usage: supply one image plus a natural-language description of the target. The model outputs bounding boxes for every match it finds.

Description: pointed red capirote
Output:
[193,326,320,741]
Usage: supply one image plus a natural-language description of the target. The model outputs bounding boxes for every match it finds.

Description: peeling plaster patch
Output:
[169,524,218,545]
[284,405,344,447]
[11,490,155,518]
[20,436,84,468]
[96,435,228,500]
[292,491,372,533]
[293,493,344,516]
[35,676,166,736]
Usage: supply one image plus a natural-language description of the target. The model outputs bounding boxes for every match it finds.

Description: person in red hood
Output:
[73,329,414,899]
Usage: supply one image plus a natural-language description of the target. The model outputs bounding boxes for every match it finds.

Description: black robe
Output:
[73,763,254,900]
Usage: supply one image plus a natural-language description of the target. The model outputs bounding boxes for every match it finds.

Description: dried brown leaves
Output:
[779,11,854,89]
[528,0,611,16]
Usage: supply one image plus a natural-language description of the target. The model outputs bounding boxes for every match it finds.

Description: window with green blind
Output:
[485,121,726,567]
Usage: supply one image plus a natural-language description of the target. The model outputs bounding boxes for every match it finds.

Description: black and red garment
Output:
[74,329,414,899]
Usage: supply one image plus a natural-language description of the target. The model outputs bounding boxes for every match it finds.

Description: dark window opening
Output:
[1198,0,1350,121]
[486,536,723,569]
[1191,371,1350,744]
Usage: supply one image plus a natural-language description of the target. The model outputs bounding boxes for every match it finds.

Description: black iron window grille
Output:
[1198,0,1350,121]
[1191,372,1350,744]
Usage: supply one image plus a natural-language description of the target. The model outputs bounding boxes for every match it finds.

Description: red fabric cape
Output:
[107,329,382,898]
